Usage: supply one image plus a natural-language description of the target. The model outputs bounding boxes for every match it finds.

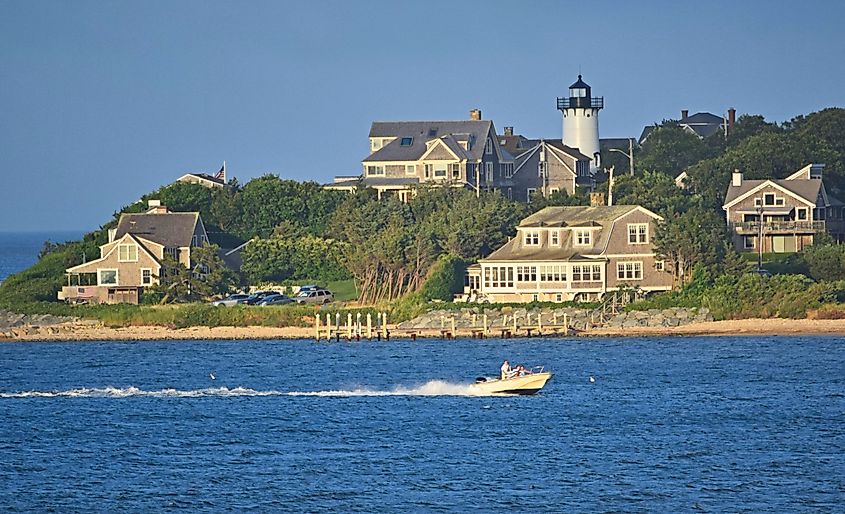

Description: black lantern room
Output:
[557,75,603,111]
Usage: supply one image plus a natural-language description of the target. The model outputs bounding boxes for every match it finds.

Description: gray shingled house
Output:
[466,202,673,303]
[326,110,514,201]
[722,164,845,253]
[59,201,209,304]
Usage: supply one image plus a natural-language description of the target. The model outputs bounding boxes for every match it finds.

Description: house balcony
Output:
[730,221,825,234]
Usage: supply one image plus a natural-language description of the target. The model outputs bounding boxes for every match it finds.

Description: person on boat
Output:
[500,360,511,380]
[515,364,533,376]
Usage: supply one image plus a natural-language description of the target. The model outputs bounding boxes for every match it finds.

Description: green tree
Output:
[153,244,236,303]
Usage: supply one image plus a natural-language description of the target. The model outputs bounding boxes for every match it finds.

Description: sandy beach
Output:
[4,317,845,342]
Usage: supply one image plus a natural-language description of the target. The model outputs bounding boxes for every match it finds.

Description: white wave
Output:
[0,381,489,399]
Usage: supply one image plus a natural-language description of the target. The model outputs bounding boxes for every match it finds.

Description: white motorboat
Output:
[471,367,552,395]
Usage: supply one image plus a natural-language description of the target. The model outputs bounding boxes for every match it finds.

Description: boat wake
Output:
[0,381,489,399]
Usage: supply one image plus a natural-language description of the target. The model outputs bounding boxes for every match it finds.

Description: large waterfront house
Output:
[639,109,736,144]
[465,201,673,303]
[326,110,514,201]
[498,127,593,201]
[58,201,209,304]
[723,164,845,253]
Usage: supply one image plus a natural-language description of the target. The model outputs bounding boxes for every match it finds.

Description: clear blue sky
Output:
[1,0,843,231]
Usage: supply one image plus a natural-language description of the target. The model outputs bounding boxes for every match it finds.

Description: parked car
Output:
[750,268,772,278]
[210,293,250,307]
[295,288,334,304]
[244,290,279,305]
[258,294,294,306]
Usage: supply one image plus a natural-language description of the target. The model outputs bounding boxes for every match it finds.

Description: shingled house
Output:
[326,110,513,201]
[58,201,209,304]
[499,127,593,201]
[723,164,845,253]
[465,202,673,303]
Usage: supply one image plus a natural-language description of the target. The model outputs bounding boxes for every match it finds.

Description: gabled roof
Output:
[178,173,225,186]
[366,120,493,162]
[681,112,724,125]
[114,212,201,248]
[723,178,823,208]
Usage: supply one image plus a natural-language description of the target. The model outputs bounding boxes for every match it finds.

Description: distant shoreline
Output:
[4,318,845,342]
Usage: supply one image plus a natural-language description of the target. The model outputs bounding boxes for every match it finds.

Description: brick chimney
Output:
[681,109,689,120]
[590,192,606,207]
[504,126,513,136]
[732,169,742,187]
[728,108,736,131]
[469,109,482,121]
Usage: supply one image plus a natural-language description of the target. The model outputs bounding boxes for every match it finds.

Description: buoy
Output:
[589,376,595,383]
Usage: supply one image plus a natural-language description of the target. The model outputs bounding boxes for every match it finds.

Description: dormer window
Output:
[524,231,540,246]
[550,230,560,246]
[400,137,413,146]
[573,229,592,246]
[428,128,438,138]
[485,139,492,155]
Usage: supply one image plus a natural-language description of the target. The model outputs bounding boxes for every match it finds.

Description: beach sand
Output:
[4,317,845,342]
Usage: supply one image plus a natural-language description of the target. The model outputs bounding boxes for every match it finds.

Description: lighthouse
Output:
[557,75,603,172]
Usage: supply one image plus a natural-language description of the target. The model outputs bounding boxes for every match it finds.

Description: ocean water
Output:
[0,231,82,282]
[0,336,842,512]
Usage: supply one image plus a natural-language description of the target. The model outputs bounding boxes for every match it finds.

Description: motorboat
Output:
[471,366,552,395]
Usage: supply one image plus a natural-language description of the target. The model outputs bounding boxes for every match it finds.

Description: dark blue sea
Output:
[0,231,83,282]
[0,336,842,512]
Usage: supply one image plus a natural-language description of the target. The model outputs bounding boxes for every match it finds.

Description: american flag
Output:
[214,162,226,181]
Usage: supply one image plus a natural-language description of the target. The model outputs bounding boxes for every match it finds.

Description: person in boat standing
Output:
[501,360,511,380]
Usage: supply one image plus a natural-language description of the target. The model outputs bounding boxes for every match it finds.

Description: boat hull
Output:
[470,372,553,395]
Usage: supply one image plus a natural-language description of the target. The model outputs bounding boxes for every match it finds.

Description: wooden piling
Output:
[366,313,372,340]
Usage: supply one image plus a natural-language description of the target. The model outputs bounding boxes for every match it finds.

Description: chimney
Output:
[590,192,605,207]
[146,199,168,214]
[728,108,736,131]
[732,169,742,187]
[681,109,689,120]
[469,108,482,121]
[504,126,513,136]
[108,228,117,243]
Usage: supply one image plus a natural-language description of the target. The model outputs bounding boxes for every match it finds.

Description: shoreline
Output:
[4,318,845,342]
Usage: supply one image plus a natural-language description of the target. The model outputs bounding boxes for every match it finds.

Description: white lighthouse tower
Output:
[557,75,603,173]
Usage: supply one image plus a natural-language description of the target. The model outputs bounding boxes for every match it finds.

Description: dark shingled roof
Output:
[724,178,824,206]
[681,112,724,124]
[115,212,200,248]
[569,75,590,89]
[365,120,493,162]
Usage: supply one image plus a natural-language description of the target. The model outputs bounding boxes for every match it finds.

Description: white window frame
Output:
[434,166,447,178]
[485,138,492,155]
[504,163,513,178]
[573,229,592,246]
[524,231,540,246]
[616,261,643,281]
[485,162,493,182]
[366,165,385,176]
[743,236,755,249]
[405,164,416,175]
[516,266,537,282]
[796,208,808,220]
[627,223,649,244]
[424,164,432,178]
[118,244,138,262]
[550,187,559,195]
[571,264,602,282]
[527,188,537,202]
[763,193,776,206]
[451,163,461,179]
[141,268,153,285]
[655,260,665,272]
[98,269,119,286]
[550,230,560,246]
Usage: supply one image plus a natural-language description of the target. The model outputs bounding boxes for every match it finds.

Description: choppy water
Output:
[0,336,842,512]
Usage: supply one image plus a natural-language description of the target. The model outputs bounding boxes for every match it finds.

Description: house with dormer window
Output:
[58,200,209,304]
[723,164,845,253]
[465,201,672,303]
[326,109,513,201]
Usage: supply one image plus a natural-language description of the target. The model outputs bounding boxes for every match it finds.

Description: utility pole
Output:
[607,166,614,206]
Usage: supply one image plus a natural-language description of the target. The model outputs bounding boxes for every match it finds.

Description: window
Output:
[485,162,493,182]
[524,231,540,246]
[555,293,563,303]
[503,163,514,178]
[141,269,152,285]
[118,244,138,262]
[165,247,179,261]
[754,197,762,207]
[400,137,413,146]
[405,165,416,175]
[451,163,461,179]
[655,260,665,272]
[628,223,649,244]
[434,166,447,178]
[550,230,560,246]
[516,266,537,282]
[571,264,602,282]
[744,236,755,249]
[532,294,539,302]
[507,187,513,200]
[539,265,565,282]
[527,188,537,202]
[428,128,438,137]
[98,269,118,285]
[485,138,492,155]
[764,193,776,206]
[616,262,643,281]
[550,187,559,195]
[366,165,385,176]
[370,139,382,152]
[424,164,432,178]
[797,208,808,221]
[483,266,513,288]
[574,229,592,246]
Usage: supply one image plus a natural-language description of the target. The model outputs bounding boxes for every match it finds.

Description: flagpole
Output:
[223,160,226,182]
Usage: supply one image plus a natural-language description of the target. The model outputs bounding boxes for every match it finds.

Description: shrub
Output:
[420,255,466,301]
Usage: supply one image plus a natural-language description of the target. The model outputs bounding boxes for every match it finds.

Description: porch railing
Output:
[730,221,825,233]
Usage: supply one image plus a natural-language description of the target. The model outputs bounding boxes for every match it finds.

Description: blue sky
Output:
[1,0,843,231]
